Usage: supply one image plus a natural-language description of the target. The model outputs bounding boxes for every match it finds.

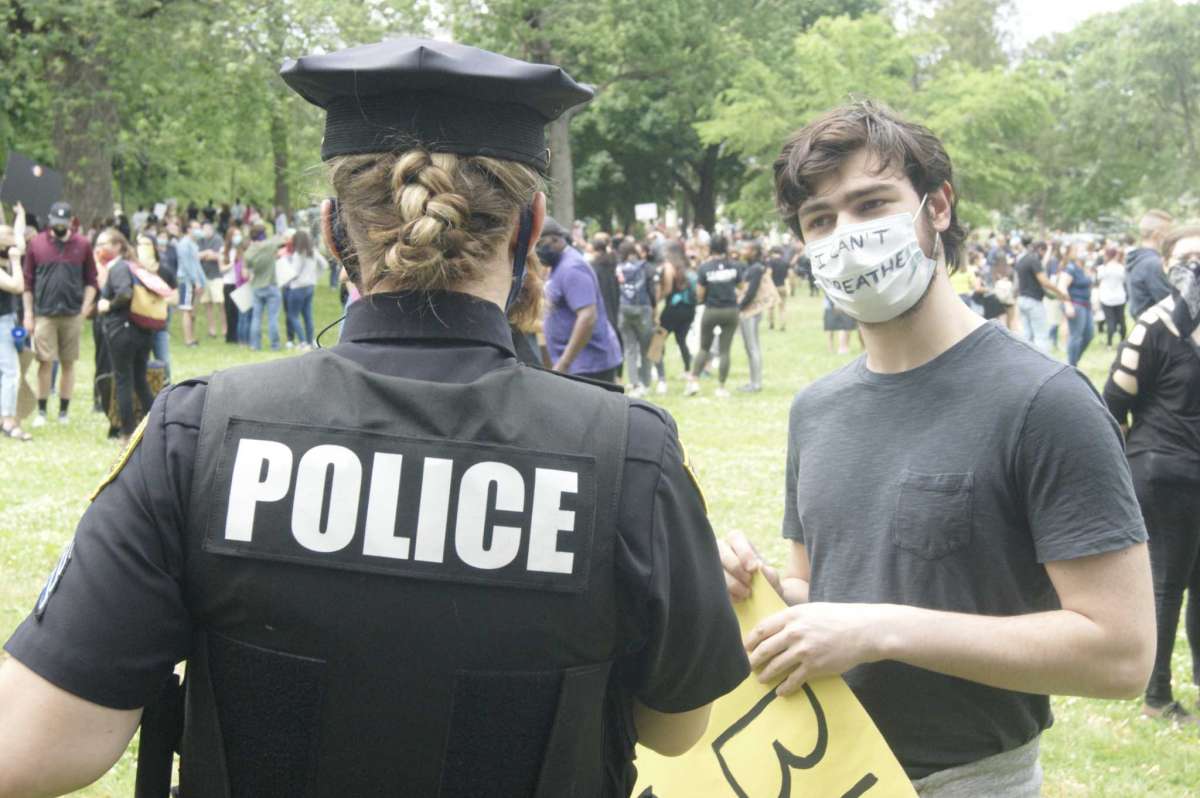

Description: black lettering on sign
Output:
[711,684,878,798]
[203,418,596,592]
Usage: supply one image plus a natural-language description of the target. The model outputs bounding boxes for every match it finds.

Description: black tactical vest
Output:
[178,350,631,798]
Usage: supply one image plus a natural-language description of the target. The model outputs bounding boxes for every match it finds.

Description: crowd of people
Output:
[0,198,328,442]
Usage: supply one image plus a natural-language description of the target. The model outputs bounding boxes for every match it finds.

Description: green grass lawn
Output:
[0,284,1195,796]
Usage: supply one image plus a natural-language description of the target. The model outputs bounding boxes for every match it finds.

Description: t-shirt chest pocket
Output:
[890,470,974,560]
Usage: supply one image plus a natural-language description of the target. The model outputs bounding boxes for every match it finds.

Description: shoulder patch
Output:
[678,439,709,515]
[89,414,149,501]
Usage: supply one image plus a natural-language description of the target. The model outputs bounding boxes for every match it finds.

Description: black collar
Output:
[339,291,515,356]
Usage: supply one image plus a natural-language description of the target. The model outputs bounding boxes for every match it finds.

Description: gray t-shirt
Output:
[782,322,1146,780]
[198,234,224,280]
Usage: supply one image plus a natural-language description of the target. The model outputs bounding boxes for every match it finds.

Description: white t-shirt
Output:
[1097,261,1127,307]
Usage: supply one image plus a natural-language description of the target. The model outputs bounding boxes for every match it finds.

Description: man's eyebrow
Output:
[797,183,898,217]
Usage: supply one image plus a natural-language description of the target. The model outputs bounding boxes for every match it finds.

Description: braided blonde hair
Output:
[328,149,545,329]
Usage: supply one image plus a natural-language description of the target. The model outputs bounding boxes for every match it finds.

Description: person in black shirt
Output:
[684,235,743,398]
[766,245,789,331]
[1104,224,1200,726]
[1014,240,1061,354]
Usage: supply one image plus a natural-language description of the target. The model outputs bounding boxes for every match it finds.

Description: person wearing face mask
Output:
[719,101,1154,796]
[1104,224,1200,728]
[20,202,99,427]
[0,39,747,797]
[539,216,623,380]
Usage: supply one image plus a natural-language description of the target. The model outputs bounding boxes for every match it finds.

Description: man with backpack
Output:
[616,240,656,397]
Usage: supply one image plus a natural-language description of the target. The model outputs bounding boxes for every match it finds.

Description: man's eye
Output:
[859,199,885,213]
[806,216,831,230]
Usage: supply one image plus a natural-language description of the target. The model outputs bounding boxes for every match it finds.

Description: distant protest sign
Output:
[0,153,64,223]
[635,202,658,222]
[635,574,917,798]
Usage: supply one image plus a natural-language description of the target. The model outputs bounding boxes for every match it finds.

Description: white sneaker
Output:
[683,381,700,397]
[655,381,668,395]
[31,413,47,428]
[57,413,69,424]
[715,387,731,399]
[629,384,647,399]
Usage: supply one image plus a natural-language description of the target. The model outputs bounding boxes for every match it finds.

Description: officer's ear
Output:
[321,197,361,286]
[511,192,546,258]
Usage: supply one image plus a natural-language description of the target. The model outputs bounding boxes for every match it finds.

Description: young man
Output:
[173,221,206,347]
[538,217,623,380]
[21,202,98,426]
[720,101,1155,796]
[1126,209,1174,319]
[1014,239,1062,354]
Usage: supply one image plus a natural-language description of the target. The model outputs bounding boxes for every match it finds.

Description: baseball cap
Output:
[48,202,72,226]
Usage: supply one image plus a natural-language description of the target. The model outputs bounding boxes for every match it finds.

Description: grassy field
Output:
[0,283,1195,796]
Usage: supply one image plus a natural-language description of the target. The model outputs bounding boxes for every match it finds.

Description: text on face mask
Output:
[817,247,920,295]
[810,229,891,270]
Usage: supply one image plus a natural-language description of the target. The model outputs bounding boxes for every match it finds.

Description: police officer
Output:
[0,38,748,797]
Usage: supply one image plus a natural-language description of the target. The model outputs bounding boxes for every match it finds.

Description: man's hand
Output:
[718,532,781,602]
[97,299,111,315]
[23,313,33,332]
[744,602,890,696]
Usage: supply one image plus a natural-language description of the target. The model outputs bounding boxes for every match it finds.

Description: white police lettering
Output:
[219,437,585,583]
[225,439,294,542]
[292,444,363,553]
[527,468,577,574]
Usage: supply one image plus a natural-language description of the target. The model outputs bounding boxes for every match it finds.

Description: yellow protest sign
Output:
[634,574,917,798]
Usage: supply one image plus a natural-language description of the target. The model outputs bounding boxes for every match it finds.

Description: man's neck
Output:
[859,269,986,375]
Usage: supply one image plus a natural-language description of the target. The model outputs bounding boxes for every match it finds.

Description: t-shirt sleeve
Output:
[615,404,749,713]
[561,265,598,313]
[3,381,207,709]
[781,395,804,541]
[82,244,99,290]
[1014,368,1147,563]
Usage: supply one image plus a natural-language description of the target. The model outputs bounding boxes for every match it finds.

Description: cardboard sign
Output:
[634,574,917,798]
[0,153,64,223]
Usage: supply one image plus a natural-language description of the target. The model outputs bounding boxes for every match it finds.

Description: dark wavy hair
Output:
[773,100,966,272]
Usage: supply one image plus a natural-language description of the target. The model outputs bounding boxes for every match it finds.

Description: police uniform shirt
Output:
[4,290,748,718]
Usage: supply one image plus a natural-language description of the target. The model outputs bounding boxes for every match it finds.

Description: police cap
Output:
[279,37,594,173]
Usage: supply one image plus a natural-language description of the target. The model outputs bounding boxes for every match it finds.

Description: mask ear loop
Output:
[915,192,943,263]
[507,205,535,311]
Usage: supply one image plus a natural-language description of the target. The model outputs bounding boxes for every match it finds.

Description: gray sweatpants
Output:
[618,304,654,388]
[913,737,1042,797]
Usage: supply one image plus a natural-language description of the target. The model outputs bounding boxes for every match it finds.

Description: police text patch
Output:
[204,419,597,592]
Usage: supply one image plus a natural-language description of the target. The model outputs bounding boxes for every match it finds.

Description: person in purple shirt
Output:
[537,217,623,380]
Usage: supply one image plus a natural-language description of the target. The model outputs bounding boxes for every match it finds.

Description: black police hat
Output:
[280,38,594,174]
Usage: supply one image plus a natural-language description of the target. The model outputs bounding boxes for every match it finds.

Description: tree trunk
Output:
[50,50,117,227]
[547,113,575,226]
[270,97,290,216]
[693,144,720,231]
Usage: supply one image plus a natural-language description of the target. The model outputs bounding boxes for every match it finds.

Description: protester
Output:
[538,216,622,380]
[284,229,324,350]
[244,222,283,351]
[656,241,697,389]
[721,100,1154,795]
[588,233,622,348]
[173,220,205,347]
[1104,223,1200,727]
[737,241,776,392]
[0,224,30,440]
[197,221,226,340]
[616,239,655,396]
[21,202,98,426]
[822,293,856,354]
[95,230,157,444]
[1097,245,1128,347]
[1014,240,1062,354]
[1127,210,1175,318]
[1057,241,1095,366]
[684,235,743,398]
[221,224,242,343]
[766,245,790,331]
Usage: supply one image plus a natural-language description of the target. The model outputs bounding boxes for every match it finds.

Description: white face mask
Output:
[806,195,940,324]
